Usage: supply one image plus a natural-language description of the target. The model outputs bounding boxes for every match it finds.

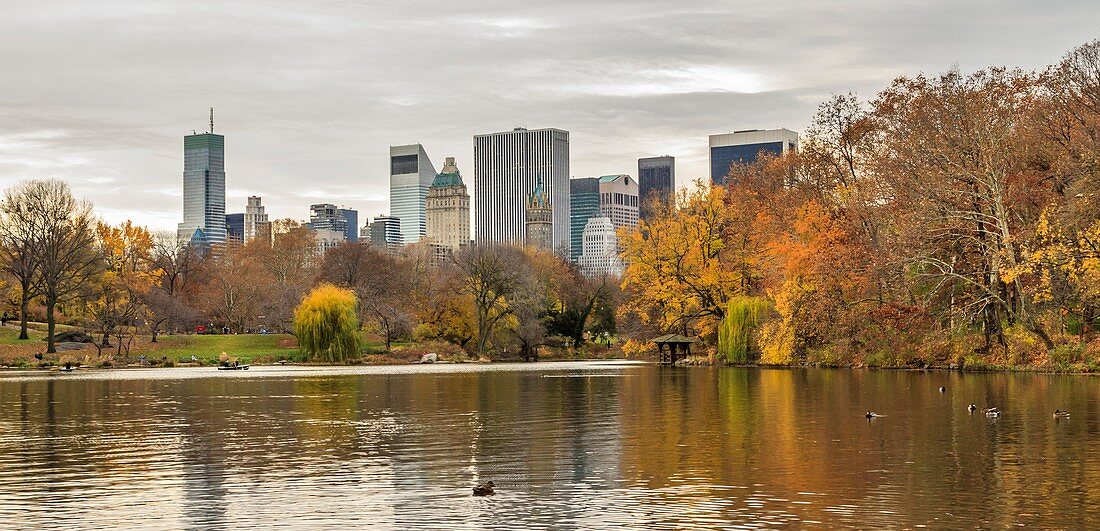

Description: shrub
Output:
[293,284,361,362]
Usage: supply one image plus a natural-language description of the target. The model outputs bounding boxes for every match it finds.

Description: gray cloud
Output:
[1,0,1096,229]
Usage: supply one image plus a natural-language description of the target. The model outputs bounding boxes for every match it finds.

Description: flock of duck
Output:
[864,386,1071,420]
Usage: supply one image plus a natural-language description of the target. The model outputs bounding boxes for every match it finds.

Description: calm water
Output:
[0,362,1098,529]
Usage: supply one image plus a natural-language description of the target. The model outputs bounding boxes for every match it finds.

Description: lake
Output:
[0,362,1097,529]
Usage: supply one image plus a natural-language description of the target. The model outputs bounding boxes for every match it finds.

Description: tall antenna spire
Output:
[209,107,214,134]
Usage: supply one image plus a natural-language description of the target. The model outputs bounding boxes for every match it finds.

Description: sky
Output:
[1,0,1098,232]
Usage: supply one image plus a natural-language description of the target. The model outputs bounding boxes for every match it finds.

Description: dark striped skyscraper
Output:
[637,155,675,220]
[474,127,569,252]
[177,110,226,245]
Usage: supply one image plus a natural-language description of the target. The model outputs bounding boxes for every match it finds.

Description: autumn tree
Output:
[0,183,43,340]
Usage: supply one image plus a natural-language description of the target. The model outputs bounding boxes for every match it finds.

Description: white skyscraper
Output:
[578,217,625,277]
[389,144,437,245]
[474,127,570,252]
[244,195,268,243]
[177,115,226,245]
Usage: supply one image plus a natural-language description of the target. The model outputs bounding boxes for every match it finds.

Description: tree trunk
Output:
[46,299,57,354]
[18,297,29,340]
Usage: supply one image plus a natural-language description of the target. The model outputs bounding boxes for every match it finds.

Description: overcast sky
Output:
[1,0,1097,231]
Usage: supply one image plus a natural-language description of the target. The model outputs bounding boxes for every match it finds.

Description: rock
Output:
[420,353,438,364]
[55,342,89,352]
[46,331,94,344]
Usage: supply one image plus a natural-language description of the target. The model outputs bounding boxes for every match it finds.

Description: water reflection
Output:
[0,364,1098,528]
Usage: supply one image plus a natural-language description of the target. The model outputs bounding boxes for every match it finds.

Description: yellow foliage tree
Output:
[293,284,361,362]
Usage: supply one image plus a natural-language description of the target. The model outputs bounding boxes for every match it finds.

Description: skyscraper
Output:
[335,208,358,243]
[578,217,625,277]
[569,177,599,262]
[709,128,798,186]
[225,213,244,243]
[368,215,403,251]
[244,196,268,243]
[597,174,639,228]
[308,203,347,236]
[177,111,226,245]
[525,178,553,250]
[569,175,638,263]
[390,144,437,245]
[474,127,569,251]
[638,156,675,219]
[426,156,470,253]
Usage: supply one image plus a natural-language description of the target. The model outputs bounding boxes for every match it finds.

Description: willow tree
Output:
[717,297,770,364]
[293,284,360,362]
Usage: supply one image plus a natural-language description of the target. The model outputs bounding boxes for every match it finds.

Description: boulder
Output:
[420,353,438,364]
[46,331,94,344]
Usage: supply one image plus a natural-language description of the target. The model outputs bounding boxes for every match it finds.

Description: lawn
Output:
[135,333,299,362]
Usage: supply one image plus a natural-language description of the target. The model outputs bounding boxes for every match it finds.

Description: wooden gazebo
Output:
[652,334,696,365]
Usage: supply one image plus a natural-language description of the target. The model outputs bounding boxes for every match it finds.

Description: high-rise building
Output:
[474,127,569,252]
[597,174,639,228]
[308,204,348,237]
[709,128,798,186]
[578,217,625,277]
[525,178,553,250]
[368,215,403,251]
[638,156,675,219]
[426,156,470,254]
[177,113,226,245]
[569,175,638,263]
[244,196,268,243]
[390,144,437,245]
[225,213,244,243]
[569,177,599,262]
[338,208,358,243]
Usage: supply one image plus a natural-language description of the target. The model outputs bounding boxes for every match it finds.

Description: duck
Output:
[473,481,495,496]
[865,411,881,419]
[983,407,1000,418]
[939,386,946,393]
[968,404,977,413]
[1054,409,1071,419]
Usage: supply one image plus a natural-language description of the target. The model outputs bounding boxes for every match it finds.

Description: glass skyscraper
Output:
[389,144,437,245]
[569,177,599,262]
[177,131,226,245]
[638,155,675,220]
[709,129,798,186]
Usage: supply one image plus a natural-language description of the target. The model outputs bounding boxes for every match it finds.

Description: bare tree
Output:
[25,180,101,354]
[454,245,530,358]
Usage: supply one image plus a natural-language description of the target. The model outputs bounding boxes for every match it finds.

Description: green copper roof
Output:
[431,171,464,188]
[599,174,627,183]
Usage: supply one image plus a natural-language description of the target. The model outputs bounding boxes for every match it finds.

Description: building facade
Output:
[578,217,625,277]
[473,127,570,252]
[225,213,244,243]
[525,178,553,250]
[638,155,675,220]
[313,228,346,255]
[425,156,470,253]
[709,128,798,186]
[390,144,437,245]
[368,215,403,251]
[597,174,639,228]
[244,196,268,243]
[177,130,226,245]
[308,203,349,239]
[569,177,599,262]
[338,208,358,243]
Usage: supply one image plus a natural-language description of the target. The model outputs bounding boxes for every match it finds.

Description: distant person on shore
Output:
[0,312,9,326]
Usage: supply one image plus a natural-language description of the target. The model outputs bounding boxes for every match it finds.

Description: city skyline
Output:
[1,1,1097,232]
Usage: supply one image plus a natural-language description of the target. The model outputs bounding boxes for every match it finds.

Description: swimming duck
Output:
[473,481,495,496]
[939,386,946,393]
[1054,410,1071,419]
[983,407,1000,418]
[865,411,881,419]
[967,404,977,412]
